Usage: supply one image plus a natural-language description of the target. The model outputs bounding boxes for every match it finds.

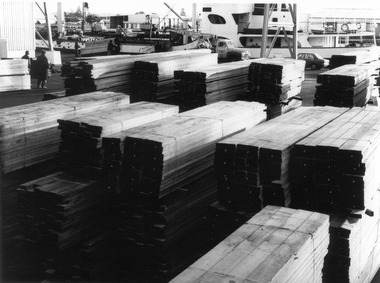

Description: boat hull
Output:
[246,45,380,59]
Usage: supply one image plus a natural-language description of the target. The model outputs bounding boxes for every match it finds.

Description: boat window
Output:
[252,4,264,15]
[203,7,212,12]
[281,4,288,12]
[208,14,226,24]
[253,4,278,15]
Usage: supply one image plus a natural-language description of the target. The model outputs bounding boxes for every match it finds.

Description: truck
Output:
[215,38,251,62]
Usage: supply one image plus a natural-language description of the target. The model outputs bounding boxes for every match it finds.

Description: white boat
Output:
[201,3,380,58]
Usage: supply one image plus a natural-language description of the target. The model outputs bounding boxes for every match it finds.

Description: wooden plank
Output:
[215,106,348,212]
[0,91,130,173]
[291,107,380,213]
[170,205,329,283]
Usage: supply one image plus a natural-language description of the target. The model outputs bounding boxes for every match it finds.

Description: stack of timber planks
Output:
[314,64,377,107]
[323,201,380,283]
[57,102,178,178]
[173,59,262,111]
[246,58,305,119]
[0,59,30,92]
[291,107,380,213]
[0,91,130,175]
[119,100,266,199]
[79,38,112,56]
[112,172,218,278]
[16,171,105,250]
[214,106,348,213]
[171,205,330,283]
[363,60,380,106]
[131,50,218,103]
[104,101,266,277]
[62,49,213,97]
[329,50,379,69]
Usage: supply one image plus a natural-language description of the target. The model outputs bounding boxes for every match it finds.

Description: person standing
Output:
[107,40,115,55]
[75,39,81,57]
[21,50,31,73]
[36,50,50,89]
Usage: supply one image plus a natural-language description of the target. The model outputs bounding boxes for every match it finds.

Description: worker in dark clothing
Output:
[107,40,115,55]
[36,50,50,89]
[74,39,81,57]
[114,37,121,54]
[21,50,31,73]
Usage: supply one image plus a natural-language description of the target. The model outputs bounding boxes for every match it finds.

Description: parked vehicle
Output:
[215,39,251,62]
[297,52,329,70]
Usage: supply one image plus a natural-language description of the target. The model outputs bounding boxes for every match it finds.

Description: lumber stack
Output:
[118,101,266,199]
[363,60,380,105]
[63,49,213,96]
[0,59,30,92]
[0,91,130,174]
[314,64,376,107]
[246,58,305,119]
[214,106,348,213]
[171,205,330,283]
[113,171,218,278]
[16,171,105,250]
[57,102,178,178]
[291,107,380,214]
[79,38,112,56]
[173,59,261,111]
[329,50,379,69]
[131,51,218,103]
[104,101,265,277]
[323,203,380,283]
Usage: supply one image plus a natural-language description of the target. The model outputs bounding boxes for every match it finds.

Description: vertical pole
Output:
[44,2,54,51]
[192,3,197,31]
[82,2,85,31]
[261,4,270,58]
[57,2,64,34]
[292,4,298,59]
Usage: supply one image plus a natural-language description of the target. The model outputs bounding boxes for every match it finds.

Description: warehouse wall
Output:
[0,1,35,58]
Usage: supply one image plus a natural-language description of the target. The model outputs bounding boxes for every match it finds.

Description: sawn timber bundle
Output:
[0,59,30,92]
[131,51,218,103]
[57,102,178,177]
[102,101,265,277]
[16,171,105,250]
[62,49,214,97]
[173,59,262,111]
[214,106,348,213]
[291,107,380,213]
[323,197,380,283]
[329,50,379,69]
[0,91,130,174]
[246,58,305,108]
[171,205,330,283]
[115,100,266,199]
[314,63,377,107]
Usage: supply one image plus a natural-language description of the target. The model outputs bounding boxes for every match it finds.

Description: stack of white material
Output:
[0,59,30,92]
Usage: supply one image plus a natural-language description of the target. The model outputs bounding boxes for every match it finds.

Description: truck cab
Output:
[215,39,251,62]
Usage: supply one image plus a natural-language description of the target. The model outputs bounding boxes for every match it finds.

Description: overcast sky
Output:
[55,0,380,16]
[33,0,380,19]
